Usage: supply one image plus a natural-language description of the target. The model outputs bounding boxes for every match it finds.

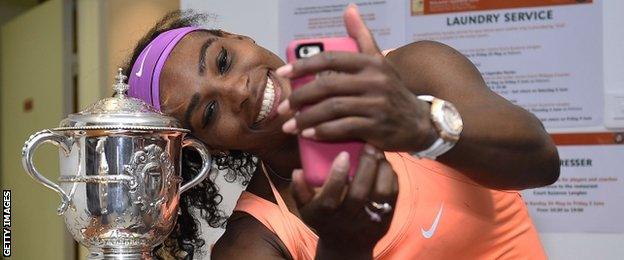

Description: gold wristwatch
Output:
[412,95,463,160]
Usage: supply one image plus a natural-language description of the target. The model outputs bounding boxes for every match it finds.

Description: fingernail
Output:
[277,100,290,115]
[364,144,377,155]
[282,118,297,134]
[335,151,350,171]
[301,128,315,138]
[276,64,293,77]
[292,169,303,178]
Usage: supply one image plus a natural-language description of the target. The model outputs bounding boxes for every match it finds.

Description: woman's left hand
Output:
[277,4,437,152]
[291,145,399,258]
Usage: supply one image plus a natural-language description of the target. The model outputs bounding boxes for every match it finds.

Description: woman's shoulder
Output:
[212,211,293,259]
[385,40,456,59]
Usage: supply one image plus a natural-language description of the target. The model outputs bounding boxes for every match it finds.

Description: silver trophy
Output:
[21,69,211,259]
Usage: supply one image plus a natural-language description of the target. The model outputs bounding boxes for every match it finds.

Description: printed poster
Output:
[278,0,406,57]
[406,0,603,129]
[521,133,624,233]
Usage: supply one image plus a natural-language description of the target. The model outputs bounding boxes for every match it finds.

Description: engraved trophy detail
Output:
[21,69,211,259]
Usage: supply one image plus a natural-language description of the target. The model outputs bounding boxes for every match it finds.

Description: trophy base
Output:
[88,250,153,260]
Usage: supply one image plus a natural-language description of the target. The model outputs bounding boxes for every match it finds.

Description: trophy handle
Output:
[21,130,73,215]
[180,138,212,194]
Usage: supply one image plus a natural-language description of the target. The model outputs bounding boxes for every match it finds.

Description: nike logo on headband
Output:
[135,44,153,77]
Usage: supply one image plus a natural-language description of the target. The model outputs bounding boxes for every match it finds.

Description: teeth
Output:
[255,77,276,123]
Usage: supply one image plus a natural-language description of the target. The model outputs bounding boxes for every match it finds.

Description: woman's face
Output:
[159,30,293,155]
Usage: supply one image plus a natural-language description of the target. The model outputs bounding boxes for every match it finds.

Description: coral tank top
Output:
[231,152,546,259]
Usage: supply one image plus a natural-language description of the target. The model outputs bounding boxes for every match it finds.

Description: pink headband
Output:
[128,27,201,110]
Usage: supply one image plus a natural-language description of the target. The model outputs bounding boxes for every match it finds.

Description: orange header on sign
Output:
[551,133,624,146]
[411,0,592,16]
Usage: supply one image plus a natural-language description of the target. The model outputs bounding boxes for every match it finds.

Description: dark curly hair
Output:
[122,10,256,259]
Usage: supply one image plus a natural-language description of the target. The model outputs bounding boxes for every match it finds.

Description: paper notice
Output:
[406,1,603,129]
[521,135,624,233]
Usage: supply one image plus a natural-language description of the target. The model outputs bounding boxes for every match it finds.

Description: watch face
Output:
[442,103,463,135]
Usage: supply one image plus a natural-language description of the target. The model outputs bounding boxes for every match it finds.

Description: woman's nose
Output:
[224,76,251,113]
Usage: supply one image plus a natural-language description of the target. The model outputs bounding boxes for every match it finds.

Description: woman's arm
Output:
[213,216,377,260]
[277,5,559,190]
[386,41,560,190]
[212,215,293,260]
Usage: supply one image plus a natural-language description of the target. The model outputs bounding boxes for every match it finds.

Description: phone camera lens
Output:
[298,44,322,58]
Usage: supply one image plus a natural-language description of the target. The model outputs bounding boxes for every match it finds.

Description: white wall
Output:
[181,0,624,259]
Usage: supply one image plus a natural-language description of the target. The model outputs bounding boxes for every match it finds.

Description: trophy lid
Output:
[56,68,188,132]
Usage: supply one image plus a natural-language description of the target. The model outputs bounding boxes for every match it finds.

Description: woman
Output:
[124,5,559,259]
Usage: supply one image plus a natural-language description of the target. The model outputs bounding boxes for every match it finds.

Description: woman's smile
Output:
[253,70,283,129]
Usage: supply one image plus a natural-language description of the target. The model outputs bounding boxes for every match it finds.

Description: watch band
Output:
[412,95,461,160]
[412,137,455,160]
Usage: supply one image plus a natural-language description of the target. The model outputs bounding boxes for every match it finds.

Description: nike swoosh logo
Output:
[135,44,152,77]
[421,203,444,239]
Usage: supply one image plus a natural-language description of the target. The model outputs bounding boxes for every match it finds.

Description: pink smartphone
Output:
[286,37,365,187]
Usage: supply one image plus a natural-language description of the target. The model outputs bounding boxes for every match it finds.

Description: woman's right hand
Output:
[290,144,399,259]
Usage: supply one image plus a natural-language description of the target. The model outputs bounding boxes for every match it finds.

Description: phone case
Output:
[286,38,364,187]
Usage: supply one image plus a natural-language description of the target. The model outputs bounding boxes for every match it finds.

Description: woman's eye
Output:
[216,47,229,74]
[202,101,218,128]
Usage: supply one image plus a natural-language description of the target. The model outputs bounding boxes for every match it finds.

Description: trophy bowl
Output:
[21,69,211,259]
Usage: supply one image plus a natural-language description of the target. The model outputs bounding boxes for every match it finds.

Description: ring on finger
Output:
[364,205,382,222]
[369,201,392,214]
